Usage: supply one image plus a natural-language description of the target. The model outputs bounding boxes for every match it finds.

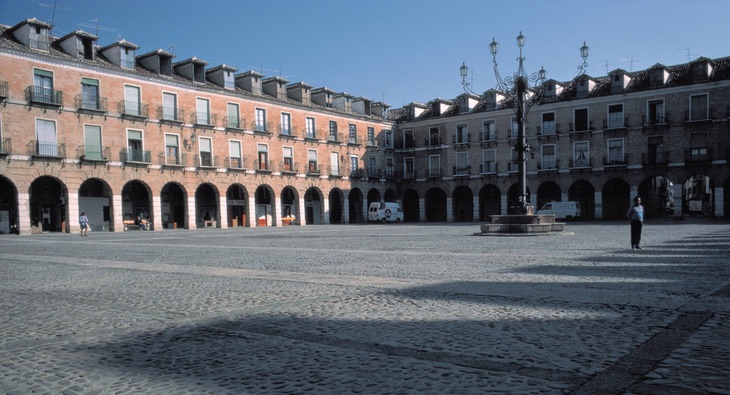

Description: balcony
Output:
[603,117,629,137]
[537,160,558,172]
[604,154,628,167]
[278,124,296,139]
[192,112,217,128]
[254,159,273,172]
[508,161,519,172]
[77,145,110,161]
[327,132,342,144]
[0,138,11,156]
[0,81,8,101]
[537,123,560,137]
[280,161,298,174]
[685,148,712,163]
[225,156,248,170]
[27,141,65,158]
[74,95,108,115]
[26,86,63,107]
[224,116,245,131]
[366,139,377,148]
[158,106,184,125]
[427,168,442,178]
[196,153,217,168]
[367,168,380,179]
[402,170,415,180]
[304,128,320,141]
[118,101,149,120]
[161,152,186,167]
[347,135,360,146]
[479,131,496,143]
[642,151,669,166]
[121,148,151,163]
[453,133,471,147]
[306,164,321,176]
[480,162,497,174]
[570,158,591,169]
[328,166,343,178]
[252,121,272,135]
[453,165,470,177]
[350,168,365,178]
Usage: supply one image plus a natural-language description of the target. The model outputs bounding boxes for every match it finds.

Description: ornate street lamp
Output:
[461,33,588,214]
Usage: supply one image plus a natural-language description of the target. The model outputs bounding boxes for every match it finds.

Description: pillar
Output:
[187,196,196,229]
[594,191,603,219]
[218,195,228,229]
[18,192,31,235]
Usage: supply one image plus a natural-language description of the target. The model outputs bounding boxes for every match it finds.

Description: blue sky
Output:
[3,0,729,106]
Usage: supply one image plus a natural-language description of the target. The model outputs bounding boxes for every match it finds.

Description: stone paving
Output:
[1,220,729,394]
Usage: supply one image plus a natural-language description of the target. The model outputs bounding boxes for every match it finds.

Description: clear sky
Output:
[3,0,729,106]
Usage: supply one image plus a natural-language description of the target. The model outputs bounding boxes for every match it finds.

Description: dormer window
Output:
[10,18,52,51]
[691,61,712,82]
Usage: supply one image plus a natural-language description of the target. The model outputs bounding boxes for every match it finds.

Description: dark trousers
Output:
[630,220,642,246]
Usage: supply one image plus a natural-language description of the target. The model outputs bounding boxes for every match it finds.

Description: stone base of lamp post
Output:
[477,213,566,235]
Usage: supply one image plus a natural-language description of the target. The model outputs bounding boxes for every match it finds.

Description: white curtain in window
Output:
[199,137,212,153]
[36,119,57,156]
[84,125,102,159]
[229,141,241,158]
[124,85,140,114]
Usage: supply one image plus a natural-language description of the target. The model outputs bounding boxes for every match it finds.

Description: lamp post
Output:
[462,32,588,214]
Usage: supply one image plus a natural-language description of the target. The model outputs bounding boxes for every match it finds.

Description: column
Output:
[673,183,683,218]
[323,197,330,224]
[67,192,79,234]
[152,195,162,231]
[248,196,257,227]
[446,197,453,222]
[473,196,480,221]
[343,196,350,224]
[419,198,426,222]
[594,191,603,219]
[501,194,508,215]
[187,196,196,229]
[219,196,228,229]
[18,192,31,235]
[715,187,724,218]
[299,197,307,226]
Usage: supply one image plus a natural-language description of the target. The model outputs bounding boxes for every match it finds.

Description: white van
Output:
[368,202,404,223]
[537,201,582,220]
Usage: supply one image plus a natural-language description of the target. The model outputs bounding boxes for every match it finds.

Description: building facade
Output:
[1,17,728,235]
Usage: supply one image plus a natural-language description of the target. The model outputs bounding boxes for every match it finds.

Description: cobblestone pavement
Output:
[1,220,729,394]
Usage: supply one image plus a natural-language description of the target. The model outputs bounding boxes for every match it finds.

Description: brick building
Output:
[1,17,728,235]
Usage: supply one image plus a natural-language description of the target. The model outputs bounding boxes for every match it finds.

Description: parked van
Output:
[368,202,404,223]
[537,201,582,220]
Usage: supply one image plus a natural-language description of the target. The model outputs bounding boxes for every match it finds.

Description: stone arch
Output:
[0,175,19,234]
[281,186,300,224]
[402,188,420,222]
[507,183,531,214]
[348,188,364,224]
[425,187,447,222]
[79,178,114,232]
[452,185,474,222]
[122,180,152,230]
[682,174,713,217]
[161,182,187,229]
[328,188,344,224]
[195,183,220,228]
[255,184,276,226]
[384,188,397,203]
[367,188,381,207]
[304,187,324,225]
[479,184,501,221]
[29,176,67,233]
[568,180,596,220]
[638,176,674,218]
[602,178,630,220]
[226,184,248,227]
[536,181,561,211]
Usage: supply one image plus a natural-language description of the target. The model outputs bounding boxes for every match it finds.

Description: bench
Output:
[123,220,139,231]
[204,220,216,228]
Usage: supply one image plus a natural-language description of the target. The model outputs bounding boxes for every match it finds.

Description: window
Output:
[367,127,375,146]
[647,136,665,164]
[607,138,624,164]
[482,150,496,173]
[255,108,267,131]
[429,127,440,146]
[162,92,177,121]
[229,140,242,169]
[330,152,340,176]
[541,112,556,135]
[368,157,377,177]
[403,157,414,178]
[83,124,103,160]
[455,151,468,175]
[510,147,519,172]
[573,141,589,168]
[329,121,338,141]
[404,129,414,148]
[541,144,556,170]
[196,97,210,125]
[647,99,665,125]
[429,155,441,177]
[510,117,518,138]
[257,143,269,170]
[308,149,319,173]
[281,113,292,135]
[199,137,212,167]
[348,124,357,144]
[33,69,54,103]
[306,117,316,139]
[607,104,624,129]
[350,155,358,174]
[121,47,135,69]
[384,129,393,148]
[455,124,468,143]
[81,78,99,110]
[689,133,708,161]
[124,85,141,116]
[574,108,588,132]
[165,134,180,165]
[35,118,57,156]
[689,94,708,121]
[482,120,495,141]
[283,146,294,172]
[127,129,144,162]
[386,157,394,177]
[227,102,240,129]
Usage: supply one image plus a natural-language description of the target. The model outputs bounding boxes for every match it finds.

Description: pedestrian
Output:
[626,196,644,249]
[79,211,89,237]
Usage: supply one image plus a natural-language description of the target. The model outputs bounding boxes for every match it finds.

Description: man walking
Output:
[626,196,644,249]
[79,212,89,237]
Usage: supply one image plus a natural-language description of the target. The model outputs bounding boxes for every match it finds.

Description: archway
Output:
[304,187,323,224]
[161,182,186,229]
[425,188,447,222]
[536,181,561,211]
[638,176,674,218]
[122,180,152,230]
[195,183,219,228]
[226,184,248,227]
[0,175,19,234]
[328,188,343,224]
[683,175,713,216]
[384,189,397,203]
[479,184,501,220]
[507,184,531,214]
[255,185,275,226]
[568,180,595,220]
[367,188,381,208]
[281,186,300,224]
[29,176,67,232]
[402,188,420,222]
[79,178,113,231]
[348,188,364,223]
[452,185,473,222]
[602,178,630,220]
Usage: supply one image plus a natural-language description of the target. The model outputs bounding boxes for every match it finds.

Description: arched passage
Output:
[161,182,187,229]
[79,178,113,231]
[195,183,219,228]
[425,188,447,222]
[29,176,67,232]
[638,176,674,218]
[536,181,561,210]
[255,185,275,226]
[452,185,473,222]
[226,184,248,227]
[384,189,397,203]
[568,180,595,220]
[122,180,152,230]
[402,188,420,222]
[0,175,19,234]
[304,187,323,225]
[683,174,713,216]
[479,184,501,221]
[367,188,381,207]
[602,178,630,220]
[281,186,299,224]
[328,188,343,224]
[348,188,364,224]
[507,184,531,214]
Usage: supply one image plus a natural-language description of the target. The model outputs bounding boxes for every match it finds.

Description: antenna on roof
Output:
[621,55,640,72]
[604,60,615,74]
[78,18,119,36]
[167,45,175,54]
[679,48,698,62]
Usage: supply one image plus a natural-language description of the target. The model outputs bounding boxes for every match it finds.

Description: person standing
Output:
[626,196,644,249]
[79,211,89,237]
